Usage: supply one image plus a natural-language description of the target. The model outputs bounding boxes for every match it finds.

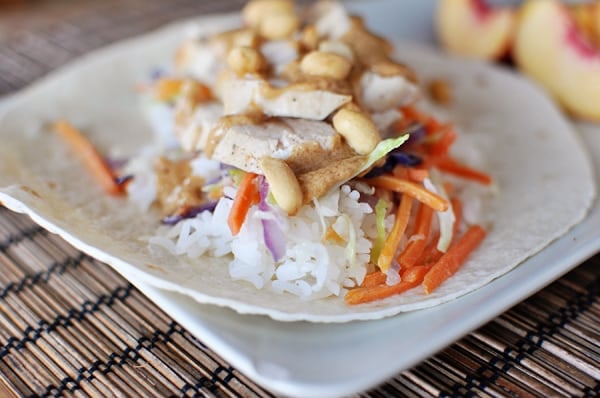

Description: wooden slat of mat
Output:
[472,327,589,396]
[2,210,270,395]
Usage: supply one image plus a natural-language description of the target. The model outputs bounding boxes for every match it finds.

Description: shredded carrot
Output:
[443,182,454,195]
[408,167,429,182]
[418,241,443,265]
[393,166,429,182]
[423,225,486,294]
[401,264,431,283]
[451,198,462,238]
[368,176,449,212]
[52,120,123,195]
[391,167,409,180]
[400,106,444,136]
[424,117,444,136]
[227,172,260,235]
[360,271,387,288]
[345,279,420,305]
[416,199,463,266]
[400,106,427,124]
[377,193,413,272]
[154,78,213,103]
[426,127,457,157]
[398,203,434,269]
[436,156,493,185]
[346,264,430,305]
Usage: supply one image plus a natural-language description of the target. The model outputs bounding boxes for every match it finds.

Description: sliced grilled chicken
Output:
[359,71,419,112]
[221,77,351,120]
[210,117,356,175]
[174,101,223,152]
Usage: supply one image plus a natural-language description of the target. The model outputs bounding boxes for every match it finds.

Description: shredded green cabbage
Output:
[354,134,410,179]
[342,214,357,266]
[424,171,455,252]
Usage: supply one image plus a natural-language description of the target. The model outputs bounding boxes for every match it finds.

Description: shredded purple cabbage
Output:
[258,176,286,262]
[205,175,223,186]
[405,122,426,145]
[114,174,134,186]
[161,202,218,225]
[363,150,423,178]
[389,152,423,167]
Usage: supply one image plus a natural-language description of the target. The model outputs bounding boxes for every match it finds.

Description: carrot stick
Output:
[392,167,410,180]
[424,118,443,135]
[418,242,443,265]
[417,197,462,265]
[345,279,420,305]
[408,167,429,182]
[400,105,427,124]
[398,203,434,269]
[345,264,430,305]
[154,78,213,103]
[399,106,445,136]
[377,194,413,272]
[227,172,260,235]
[427,128,457,157]
[451,198,462,238]
[436,156,493,185]
[423,225,486,294]
[368,176,449,212]
[401,264,431,283]
[361,271,387,288]
[393,166,429,182]
[52,120,123,195]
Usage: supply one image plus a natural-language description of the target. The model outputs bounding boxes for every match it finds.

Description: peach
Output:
[436,0,516,60]
[569,2,600,46]
[513,0,600,121]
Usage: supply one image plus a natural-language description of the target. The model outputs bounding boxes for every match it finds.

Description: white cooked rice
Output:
[145,175,375,300]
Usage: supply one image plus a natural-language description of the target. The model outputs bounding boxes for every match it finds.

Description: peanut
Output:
[300,51,353,80]
[260,157,302,215]
[243,0,294,28]
[300,25,319,51]
[258,12,299,40]
[318,40,354,61]
[227,46,266,75]
[332,108,380,155]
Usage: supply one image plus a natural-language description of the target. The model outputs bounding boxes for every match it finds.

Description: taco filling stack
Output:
[116,0,495,305]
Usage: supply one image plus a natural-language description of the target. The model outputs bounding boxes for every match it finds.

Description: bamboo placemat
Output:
[1,1,599,396]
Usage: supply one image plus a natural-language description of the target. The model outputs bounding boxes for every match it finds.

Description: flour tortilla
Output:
[0,14,595,322]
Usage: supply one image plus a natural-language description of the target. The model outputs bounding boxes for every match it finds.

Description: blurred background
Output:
[0,0,436,94]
